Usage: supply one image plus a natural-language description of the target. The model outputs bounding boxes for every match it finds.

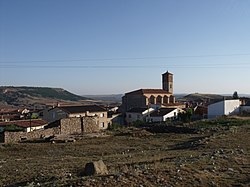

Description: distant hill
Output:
[83,94,123,103]
[0,86,88,108]
[178,93,232,102]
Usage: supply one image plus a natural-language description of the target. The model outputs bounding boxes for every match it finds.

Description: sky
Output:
[0,0,250,95]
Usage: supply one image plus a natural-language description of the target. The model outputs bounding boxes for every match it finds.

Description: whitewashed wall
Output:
[163,109,178,121]
[208,100,240,119]
[224,100,240,115]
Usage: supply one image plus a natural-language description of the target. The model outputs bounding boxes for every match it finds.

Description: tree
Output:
[179,108,193,123]
[233,91,239,99]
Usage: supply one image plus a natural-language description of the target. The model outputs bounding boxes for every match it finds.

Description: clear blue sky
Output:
[1,0,250,95]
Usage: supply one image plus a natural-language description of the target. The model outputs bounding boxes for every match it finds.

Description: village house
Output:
[0,119,48,133]
[121,71,177,113]
[42,105,109,129]
[0,108,30,122]
[125,107,155,125]
[240,100,250,114]
[192,105,208,120]
[107,111,123,126]
[208,99,241,119]
[146,108,181,122]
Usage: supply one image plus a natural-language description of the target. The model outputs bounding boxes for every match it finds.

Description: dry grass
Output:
[0,122,249,186]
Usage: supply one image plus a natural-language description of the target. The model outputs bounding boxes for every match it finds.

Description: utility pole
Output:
[29,112,32,132]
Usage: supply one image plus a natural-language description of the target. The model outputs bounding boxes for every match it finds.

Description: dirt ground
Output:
[0,122,249,187]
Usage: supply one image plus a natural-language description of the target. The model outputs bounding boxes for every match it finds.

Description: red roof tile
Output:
[126,89,171,95]
[0,119,47,128]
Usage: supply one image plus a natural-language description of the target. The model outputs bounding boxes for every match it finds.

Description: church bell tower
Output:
[162,71,173,94]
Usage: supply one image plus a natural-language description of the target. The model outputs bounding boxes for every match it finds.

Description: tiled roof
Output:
[58,105,107,114]
[126,89,171,95]
[127,107,149,113]
[150,108,176,117]
[0,114,20,120]
[0,119,48,128]
[162,103,185,107]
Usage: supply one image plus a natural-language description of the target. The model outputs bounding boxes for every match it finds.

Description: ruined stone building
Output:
[42,105,108,129]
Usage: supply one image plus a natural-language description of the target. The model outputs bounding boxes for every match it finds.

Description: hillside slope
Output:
[0,86,88,107]
[179,93,232,102]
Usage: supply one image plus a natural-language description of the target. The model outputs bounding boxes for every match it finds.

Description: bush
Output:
[108,123,123,131]
[4,124,24,132]
[131,120,144,127]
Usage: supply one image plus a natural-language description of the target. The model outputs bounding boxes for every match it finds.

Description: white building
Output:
[146,108,180,122]
[126,107,154,124]
[208,99,240,119]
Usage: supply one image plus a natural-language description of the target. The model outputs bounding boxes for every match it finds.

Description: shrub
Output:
[108,123,123,131]
[132,120,144,127]
[4,124,24,132]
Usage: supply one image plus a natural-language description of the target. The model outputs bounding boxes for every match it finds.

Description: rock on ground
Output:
[84,160,108,176]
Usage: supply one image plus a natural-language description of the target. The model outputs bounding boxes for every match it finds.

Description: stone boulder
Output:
[84,160,108,176]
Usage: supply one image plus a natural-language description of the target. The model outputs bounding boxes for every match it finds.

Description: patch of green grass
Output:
[107,123,124,131]
[192,117,250,129]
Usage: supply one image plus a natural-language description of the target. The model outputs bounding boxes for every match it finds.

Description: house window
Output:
[100,122,105,128]
[128,114,131,118]
[100,113,105,118]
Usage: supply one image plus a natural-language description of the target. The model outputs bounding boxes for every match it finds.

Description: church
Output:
[121,71,178,112]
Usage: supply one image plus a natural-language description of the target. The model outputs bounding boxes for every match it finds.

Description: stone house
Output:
[42,105,108,129]
[1,117,99,144]
[0,108,30,122]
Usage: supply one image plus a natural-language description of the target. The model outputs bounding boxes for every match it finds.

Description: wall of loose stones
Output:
[82,117,99,133]
[3,117,100,143]
[60,117,99,134]
[4,127,60,144]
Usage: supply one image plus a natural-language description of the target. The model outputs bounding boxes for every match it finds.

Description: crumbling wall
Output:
[60,118,82,135]
[60,117,99,134]
[82,117,99,133]
[4,127,60,144]
[3,116,100,143]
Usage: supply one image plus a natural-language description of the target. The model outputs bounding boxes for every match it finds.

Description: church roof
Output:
[125,89,171,95]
